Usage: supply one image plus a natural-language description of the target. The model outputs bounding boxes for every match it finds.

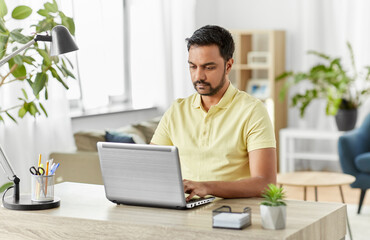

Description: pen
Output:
[50,163,60,175]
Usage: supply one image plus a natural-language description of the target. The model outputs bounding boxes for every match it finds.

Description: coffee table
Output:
[277,171,355,202]
[277,171,355,240]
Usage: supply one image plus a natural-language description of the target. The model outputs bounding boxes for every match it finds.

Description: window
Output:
[65,0,126,111]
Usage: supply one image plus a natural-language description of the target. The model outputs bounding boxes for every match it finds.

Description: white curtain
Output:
[290,0,370,170]
[0,0,74,192]
[129,0,196,111]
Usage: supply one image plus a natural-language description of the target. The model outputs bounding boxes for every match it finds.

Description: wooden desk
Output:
[0,182,346,240]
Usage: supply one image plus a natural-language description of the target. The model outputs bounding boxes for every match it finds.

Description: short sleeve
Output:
[245,101,276,152]
[150,105,174,146]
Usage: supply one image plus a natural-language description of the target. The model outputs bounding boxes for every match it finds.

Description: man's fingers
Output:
[186,191,196,202]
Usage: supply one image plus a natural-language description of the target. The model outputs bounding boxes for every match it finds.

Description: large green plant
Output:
[0,0,76,123]
[276,42,370,117]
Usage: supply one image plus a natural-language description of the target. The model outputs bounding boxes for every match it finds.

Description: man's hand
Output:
[183,179,208,202]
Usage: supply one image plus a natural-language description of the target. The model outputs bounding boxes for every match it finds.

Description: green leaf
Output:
[18,106,27,118]
[0,17,8,33]
[11,6,32,20]
[6,111,17,123]
[14,55,23,66]
[61,64,75,79]
[45,87,48,100]
[276,71,293,81]
[0,115,3,122]
[37,48,51,66]
[21,88,28,100]
[8,58,26,79]
[0,33,9,59]
[50,67,69,89]
[33,72,48,96]
[29,102,39,116]
[35,18,54,33]
[61,15,75,36]
[39,102,48,117]
[21,56,36,66]
[9,28,32,44]
[0,0,8,18]
[307,50,331,60]
[0,182,13,193]
[44,1,58,13]
[37,9,49,17]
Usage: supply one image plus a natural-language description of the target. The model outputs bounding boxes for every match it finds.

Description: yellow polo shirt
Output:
[151,83,276,181]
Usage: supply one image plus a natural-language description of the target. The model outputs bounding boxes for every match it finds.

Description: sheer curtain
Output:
[0,0,74,192]
[290,0,370,170]
[128,0,196,111]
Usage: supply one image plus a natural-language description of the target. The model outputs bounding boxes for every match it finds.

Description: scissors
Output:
[29,166,45,175]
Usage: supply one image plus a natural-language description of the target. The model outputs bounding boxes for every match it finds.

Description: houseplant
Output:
[0,0,75,123]
[260,183,287,230]
[276,42,370,131]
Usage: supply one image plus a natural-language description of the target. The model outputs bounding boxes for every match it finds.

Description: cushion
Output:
[354,152,370,173]
[112,125,147,144]
[131,117,161,143]
[105,131,135,143]
[74,130,105,151]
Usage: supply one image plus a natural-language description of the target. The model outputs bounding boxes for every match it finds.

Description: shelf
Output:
[232,64,270,70]
[230,30,286,168]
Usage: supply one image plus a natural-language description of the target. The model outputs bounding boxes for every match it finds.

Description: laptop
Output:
[97,142,215,209]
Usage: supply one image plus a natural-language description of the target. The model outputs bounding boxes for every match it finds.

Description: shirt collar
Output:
[192,83,238,109]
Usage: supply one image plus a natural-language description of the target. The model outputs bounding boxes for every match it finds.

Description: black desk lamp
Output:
[0,25,78,67]
[0,25,78,210]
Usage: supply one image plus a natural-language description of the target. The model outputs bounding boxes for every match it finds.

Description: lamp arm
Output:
[0,39,36,67]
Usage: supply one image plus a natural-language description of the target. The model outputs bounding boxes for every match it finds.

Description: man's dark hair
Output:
[186,25,235,62]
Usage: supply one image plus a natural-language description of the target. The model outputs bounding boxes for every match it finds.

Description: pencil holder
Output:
[31,175,54,202]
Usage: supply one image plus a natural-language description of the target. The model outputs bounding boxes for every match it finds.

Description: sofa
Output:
[50,117,161,185]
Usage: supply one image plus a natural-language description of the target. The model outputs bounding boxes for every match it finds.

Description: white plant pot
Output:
[260,205,287,230]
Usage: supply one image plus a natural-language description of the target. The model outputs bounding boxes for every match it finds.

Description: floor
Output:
[283,184,369,240]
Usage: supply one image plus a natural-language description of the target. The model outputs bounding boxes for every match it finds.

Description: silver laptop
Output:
[97,142,215,209]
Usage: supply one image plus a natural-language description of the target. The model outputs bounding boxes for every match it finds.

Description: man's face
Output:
[188,45,232,96]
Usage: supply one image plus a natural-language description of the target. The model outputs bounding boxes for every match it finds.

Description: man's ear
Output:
[226,58,234,74]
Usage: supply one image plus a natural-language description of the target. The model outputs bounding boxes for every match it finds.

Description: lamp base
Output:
[2,195,60,210]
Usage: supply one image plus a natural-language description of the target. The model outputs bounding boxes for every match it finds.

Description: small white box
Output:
[247,51,270,66]
[212,206,251,229]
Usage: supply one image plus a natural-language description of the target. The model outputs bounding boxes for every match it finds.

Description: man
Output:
[151,25,276,201]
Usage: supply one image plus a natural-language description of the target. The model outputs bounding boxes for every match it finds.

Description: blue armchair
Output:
[338,113,370,214]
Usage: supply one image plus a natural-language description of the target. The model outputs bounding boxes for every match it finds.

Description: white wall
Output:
[195,0,300,72]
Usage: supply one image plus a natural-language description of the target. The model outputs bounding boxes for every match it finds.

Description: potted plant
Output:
[260,183,287,230]
[0,0,76,123]
[276,42,370,131]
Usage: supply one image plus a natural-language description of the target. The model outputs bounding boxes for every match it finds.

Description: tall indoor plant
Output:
[0,0,76,123]
[276,42,370,131]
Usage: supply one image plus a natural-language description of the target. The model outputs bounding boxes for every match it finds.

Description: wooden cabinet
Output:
[230,30,287,166]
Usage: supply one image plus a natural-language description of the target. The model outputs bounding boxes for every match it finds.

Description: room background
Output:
[1,0,370,191]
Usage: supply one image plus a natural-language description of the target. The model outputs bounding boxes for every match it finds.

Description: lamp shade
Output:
[50,25,78,56]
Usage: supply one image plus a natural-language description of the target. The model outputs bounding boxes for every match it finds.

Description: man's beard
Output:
[193,69,226,96]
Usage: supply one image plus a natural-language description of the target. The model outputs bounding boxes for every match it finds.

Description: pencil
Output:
[38,154,42,167]
[45,161,49,195]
